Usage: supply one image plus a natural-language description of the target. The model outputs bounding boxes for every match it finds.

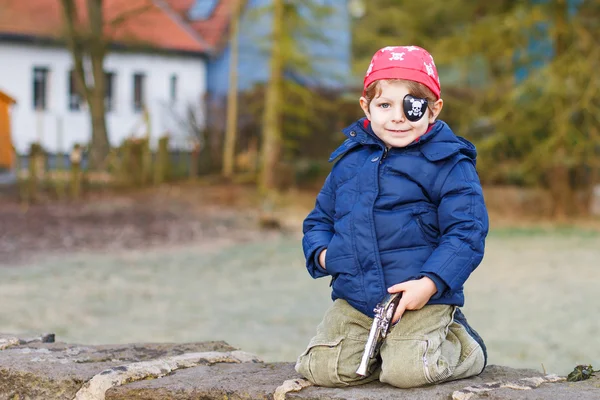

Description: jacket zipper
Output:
[416,216,437,246]
[379,147,389,164]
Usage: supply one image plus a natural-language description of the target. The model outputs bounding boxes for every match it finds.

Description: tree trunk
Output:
[259,0,284,194]
[548,154,572,219]
[549,0,572,219]
[88,86,110,169]
[222,0,242,178]
[86,0,110,169]
[61,0,110,170]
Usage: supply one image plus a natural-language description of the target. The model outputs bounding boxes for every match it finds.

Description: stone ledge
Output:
[1,334,598,400]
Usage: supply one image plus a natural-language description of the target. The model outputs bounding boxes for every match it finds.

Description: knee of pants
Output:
[295,336,367,387]
[379,339,439,389]
[295,337,346,387]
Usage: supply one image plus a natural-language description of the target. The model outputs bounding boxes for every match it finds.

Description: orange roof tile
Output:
[188,0,237,50]
[0,89,17,105]
[164,0,196,14]
[0,0,211,53]
[162,0,241,52]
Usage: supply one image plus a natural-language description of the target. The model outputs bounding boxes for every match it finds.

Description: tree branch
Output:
[60,0,91,101]
[87,0,106,98]
[108,2,154,30]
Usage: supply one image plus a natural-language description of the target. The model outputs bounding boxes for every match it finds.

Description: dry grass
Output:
[1,232,598,376]
[1,182,599,376]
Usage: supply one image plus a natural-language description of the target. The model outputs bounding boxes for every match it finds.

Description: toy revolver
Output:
[356,292,402,376]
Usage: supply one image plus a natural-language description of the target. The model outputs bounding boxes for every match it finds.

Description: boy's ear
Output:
[428,98,444,123]
[359,97,371,120]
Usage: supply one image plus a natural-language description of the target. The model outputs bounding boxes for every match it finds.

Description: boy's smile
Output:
[360,80,443,148]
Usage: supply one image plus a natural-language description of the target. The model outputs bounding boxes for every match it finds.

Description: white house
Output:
[0,44,207,154]
[0,0,217,154]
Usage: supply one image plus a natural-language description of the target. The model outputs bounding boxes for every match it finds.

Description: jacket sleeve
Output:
[302,172,336,279]
[420,159,489,292]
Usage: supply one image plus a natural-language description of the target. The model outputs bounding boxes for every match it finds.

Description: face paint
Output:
[403,94,428,122]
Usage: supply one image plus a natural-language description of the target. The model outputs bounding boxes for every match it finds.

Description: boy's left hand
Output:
[387,277,438,324]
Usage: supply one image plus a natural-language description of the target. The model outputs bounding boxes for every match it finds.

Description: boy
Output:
[296,46,489,388]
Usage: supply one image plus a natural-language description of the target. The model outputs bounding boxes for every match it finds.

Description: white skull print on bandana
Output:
[389,52,405,61]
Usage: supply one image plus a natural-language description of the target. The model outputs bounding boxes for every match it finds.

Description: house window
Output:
[69,70,115,111]
[105,72,115,112]
[170,74,178,103]
[68,70,84,111]
[188,0,218,20]
[133,73,145,112]
[33,67,49,110]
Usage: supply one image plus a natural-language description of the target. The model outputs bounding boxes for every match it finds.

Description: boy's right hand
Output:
[318,249,327,269]
[387,277,438,323]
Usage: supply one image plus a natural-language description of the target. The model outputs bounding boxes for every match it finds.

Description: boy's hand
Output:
[318,249,327,269]
[387,277,437,324]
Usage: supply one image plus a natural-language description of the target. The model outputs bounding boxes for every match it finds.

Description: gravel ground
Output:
[1,185,599,377]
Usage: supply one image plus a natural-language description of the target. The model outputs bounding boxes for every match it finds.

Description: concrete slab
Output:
[2,335,598,400]
[106,363,596,400]
[0,337,236,400]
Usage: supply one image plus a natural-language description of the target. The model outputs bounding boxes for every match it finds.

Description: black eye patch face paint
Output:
[403,94,428,122]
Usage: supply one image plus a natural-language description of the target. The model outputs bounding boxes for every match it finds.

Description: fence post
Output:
[27,142,43,203]
[154,136,169,185]
[55,115,67,200]
[141,137,152,186]
[70,144,82,200]
[14,146,27,203]
[189,141,200,180]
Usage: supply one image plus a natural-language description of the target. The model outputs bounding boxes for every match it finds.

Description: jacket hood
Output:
[333,118,477,163]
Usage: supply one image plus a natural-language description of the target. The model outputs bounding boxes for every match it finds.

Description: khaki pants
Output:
[295,299,485,388]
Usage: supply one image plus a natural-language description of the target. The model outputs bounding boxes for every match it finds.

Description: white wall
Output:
[0,42,207,153]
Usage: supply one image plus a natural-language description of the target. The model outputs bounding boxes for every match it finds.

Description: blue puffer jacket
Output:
[302,118,489,318]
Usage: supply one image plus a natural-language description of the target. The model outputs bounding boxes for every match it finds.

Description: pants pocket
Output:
[295,336,347,387]
[423,338,453,384]
[380,338,431,388]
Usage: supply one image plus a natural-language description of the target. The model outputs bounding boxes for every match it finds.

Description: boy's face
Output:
[359,80,443,148]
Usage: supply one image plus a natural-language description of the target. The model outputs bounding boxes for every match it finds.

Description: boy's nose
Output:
[391,106,405,123]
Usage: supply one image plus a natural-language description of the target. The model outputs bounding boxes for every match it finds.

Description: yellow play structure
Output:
[0,89,16,169]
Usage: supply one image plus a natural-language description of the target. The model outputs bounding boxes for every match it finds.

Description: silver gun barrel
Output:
[356,316,381,376]
[356,293,402,377]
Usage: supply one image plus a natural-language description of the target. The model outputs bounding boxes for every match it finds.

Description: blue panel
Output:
[302,0,352,88]
[188,0,219,20]
[515,0,581,82]
[206,0,353,98]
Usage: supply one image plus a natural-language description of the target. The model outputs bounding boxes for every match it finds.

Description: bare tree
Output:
[59,0,152,169]
[222,0,243,178]
[259,0,283,194]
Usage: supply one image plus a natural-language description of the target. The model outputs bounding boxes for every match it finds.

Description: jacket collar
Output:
[340,118,381,146]
[331,118,477,163]
[342,117,443,146]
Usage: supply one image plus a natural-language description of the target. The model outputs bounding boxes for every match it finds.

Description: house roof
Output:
[0,89,16,105]
[0,0,231,55]
[187,0,239,50]
[161,0,241,51]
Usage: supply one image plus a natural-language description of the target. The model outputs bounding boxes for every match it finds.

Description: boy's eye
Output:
[379,103,390,109]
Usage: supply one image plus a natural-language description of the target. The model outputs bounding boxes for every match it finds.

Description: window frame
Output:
[68,70,84,111]
[105,71,116,112]
[133,72,146,112]
[33,66,50,111]
[170,74,178,103]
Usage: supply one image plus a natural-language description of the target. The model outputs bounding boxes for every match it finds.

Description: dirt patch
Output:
[2,182,600,267]
[0,183,267,266]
